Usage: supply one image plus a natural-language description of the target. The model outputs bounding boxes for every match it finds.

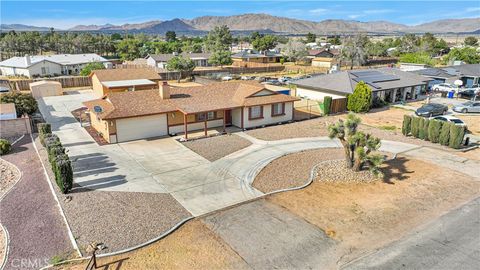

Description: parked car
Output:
[278,76,293,83]
[221,76,233,81]
[432,83,455,92]
[415,103,448,117]
[453,101,480,113]
[261,79,283,86]
[241,76,255,80]
[0,86,9,93]
[458,89,480,99]
[430,115,466,127]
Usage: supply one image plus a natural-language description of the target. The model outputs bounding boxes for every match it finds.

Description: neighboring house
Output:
[308,49,339,68]
[292,68,431,103]
[0,54,112,78]
[146,53,212,69]
[412,64,480,89]
[90,68,161,97]
[0,103,17,120]
[307,49,337,59]
[83,81,299,143]
[399,63,431,72]
[232,49,282,64]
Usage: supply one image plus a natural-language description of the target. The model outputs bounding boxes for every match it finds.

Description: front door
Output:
[225,110,232,126]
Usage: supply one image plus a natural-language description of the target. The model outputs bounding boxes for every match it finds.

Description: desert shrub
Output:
[323,96,332,115]
[428,120,442,143]
[449,125,465,149]
[0,139,11,155]
[402,115,412,136]
[53,154,73,193]
[347,81,372,113]
[439,122,452,146]
[38,123,52,146]
[411,117,420,138]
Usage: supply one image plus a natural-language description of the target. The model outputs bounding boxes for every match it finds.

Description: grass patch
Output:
[379,125,397,131]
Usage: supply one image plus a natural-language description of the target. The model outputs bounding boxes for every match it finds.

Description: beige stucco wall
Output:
[30,81,63,98]
[0,116,32,138]
[242,102,293,129]
[91,74,105,97]
[89,112,110,142]
[296,87,346,101]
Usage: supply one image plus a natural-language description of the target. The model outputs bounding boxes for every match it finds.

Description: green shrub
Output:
[371,96,388,109]
[0,92,38,117]
[323,96,332,115]
[411,117,420,138]
[402,115,412,136]
[48,146,65,165]
[418,118,426,139]
[38,123,52,146]
[53,155,73,194]
[449,125,465,149]
[347,81,372,113]
[428,120,442,143]
[0,139,11,155]
[439,122,452,146]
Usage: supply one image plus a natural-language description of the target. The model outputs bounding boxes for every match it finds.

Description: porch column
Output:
[402,87,408,101]
[391,88,397,103]
[184,113,188,140]
[223,110,226,133]
[204,114,208,136]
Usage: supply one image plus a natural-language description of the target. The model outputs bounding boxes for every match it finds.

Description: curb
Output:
[30,134,82,258]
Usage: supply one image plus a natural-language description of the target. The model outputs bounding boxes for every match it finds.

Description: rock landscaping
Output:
[182,134,252,161]
[315,160,378,183]
[0,158,20,198]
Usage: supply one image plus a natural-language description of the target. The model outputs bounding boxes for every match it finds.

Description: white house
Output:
[146,53,212,69]
[0,53,112,78]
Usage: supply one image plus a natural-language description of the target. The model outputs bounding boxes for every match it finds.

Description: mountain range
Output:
[2,14,479,34]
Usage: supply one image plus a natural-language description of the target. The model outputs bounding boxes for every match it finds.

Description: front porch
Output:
[374,84,427,103]
[169,109,234,140]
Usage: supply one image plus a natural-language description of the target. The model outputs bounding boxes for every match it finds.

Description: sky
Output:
[1,1,479,29]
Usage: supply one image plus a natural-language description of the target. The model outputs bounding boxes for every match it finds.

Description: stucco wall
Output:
[243,102,293,129]
[296,87,347,101]
[0,116,32,138]
[231,108,242,128]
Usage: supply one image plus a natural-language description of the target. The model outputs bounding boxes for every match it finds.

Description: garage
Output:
[116,114,168,142]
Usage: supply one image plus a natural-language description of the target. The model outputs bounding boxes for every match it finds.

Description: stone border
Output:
[0,223,10,270]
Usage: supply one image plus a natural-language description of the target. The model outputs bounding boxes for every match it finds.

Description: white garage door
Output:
[116,114,168,142]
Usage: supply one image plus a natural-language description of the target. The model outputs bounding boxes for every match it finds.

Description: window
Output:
[196,111,216,122]
[207,111,215,120]
[249,106,263,120]
[196,113,206,121]
[41,67,46,74]
[271,103,285,116]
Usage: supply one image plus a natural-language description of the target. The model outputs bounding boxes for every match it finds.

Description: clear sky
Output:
[1,1,479,29]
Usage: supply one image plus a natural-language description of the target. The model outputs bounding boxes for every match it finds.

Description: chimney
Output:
[24,54,31,66]
[159,81,170,99]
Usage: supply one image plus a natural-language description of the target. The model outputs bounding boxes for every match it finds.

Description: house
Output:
[308,49,339,68]
[146,53,212,69]
[90,68,162,97]
[29,81,63,98]
[399,63,430,72]
[232,49,282,64]
[0,103,17,120]
[412,64,480,89]
[83,81,299,143]
[0,54,112,78]
[292,68,431,103]
[307,49,337,59]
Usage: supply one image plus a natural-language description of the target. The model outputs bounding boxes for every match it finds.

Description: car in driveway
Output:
[432,83,455,92]
[453,101,480,113]
[430,115,466,127]
[458,89,480,100]
[415,103,448,117]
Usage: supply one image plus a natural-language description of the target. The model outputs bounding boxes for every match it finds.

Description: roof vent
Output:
[93,106,103,113]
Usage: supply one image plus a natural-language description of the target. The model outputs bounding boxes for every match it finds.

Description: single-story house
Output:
[83,81,299,143]
[232,49,282,64]
[90,68,162,97]
[399,63,431,72]
[0,103,17,120]
[0,54,112,78]
[307,49,338,59]
[412,64,480,89]
[292,68,432,103]
[29,80,63,98]
[146,53,212,69]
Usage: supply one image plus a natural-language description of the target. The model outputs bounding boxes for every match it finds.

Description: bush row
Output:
[402,115,466,149]
[323,96,332,115]
[38,123,73,193]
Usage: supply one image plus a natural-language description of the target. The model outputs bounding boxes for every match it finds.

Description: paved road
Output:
[342,197,480,270]
[0,136,73,270]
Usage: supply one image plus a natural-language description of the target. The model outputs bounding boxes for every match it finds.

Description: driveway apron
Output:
[0,136,72,270]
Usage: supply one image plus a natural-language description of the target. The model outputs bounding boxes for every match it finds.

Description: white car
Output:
[221,76,233,81]
[430,115,466,127]
[431,83,455,92]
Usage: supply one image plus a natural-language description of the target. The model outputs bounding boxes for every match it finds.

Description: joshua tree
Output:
[328,113,384,175]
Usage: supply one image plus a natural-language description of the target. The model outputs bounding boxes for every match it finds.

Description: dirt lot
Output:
[182,134,252,161]
[266,153,480,265]
[56,220,248,270]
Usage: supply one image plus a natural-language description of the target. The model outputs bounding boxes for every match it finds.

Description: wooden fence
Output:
[9,76,92,91]
[330,98,348,113]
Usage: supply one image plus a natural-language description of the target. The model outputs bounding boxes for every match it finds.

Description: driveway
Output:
[202,199,337,269]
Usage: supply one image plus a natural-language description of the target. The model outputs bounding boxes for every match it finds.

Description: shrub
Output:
[44,134,61,151]
[53,155,73,194]
[418,118,426,139]
[0,139,11,155]
[402,115,412,136]
[428,120,442,143]
[371,96,388,109]
[449,125,465,149]
[422,119,430,141]
[347,81,372,113]
[38,123,52,146]
[0,92,38,117]
[48,146,65,165]
[411,117,420,138]
[439,122,452,146]
[323,96,332,115]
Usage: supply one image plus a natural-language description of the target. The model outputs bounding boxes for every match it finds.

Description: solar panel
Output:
[421,69,441,76]
[443,68,457,76]
[350,70,381,77]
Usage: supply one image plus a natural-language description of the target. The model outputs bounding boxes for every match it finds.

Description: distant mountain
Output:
[3,14,480,34]
[0,24,53,31]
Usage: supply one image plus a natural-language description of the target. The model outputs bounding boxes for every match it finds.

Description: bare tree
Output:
[340,34,369,69]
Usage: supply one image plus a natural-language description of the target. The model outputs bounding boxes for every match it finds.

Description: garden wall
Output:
[0,115,32,138]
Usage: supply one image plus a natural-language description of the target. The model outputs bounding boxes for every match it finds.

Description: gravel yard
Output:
[315,160,378,183]
[182,134,252,161]
[55,220,248,270]
[0,158,20,198]
[34,137,191,255]
[253,148,344,193]
[267,156,480,265]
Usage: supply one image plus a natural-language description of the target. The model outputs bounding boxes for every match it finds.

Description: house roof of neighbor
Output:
[147,53,212,62]
[0,54,109,68]
[90,68,161,82]
[232,49,282,59]
[83,81,299,120]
